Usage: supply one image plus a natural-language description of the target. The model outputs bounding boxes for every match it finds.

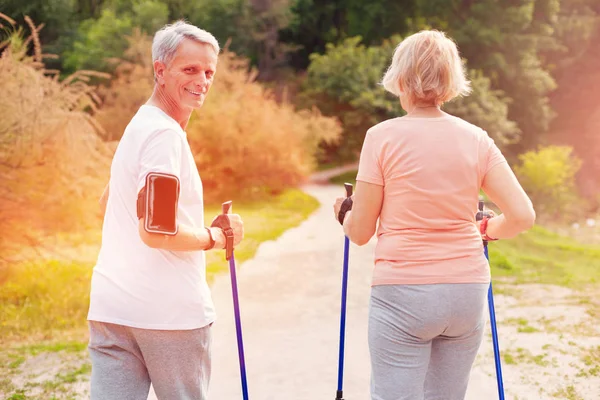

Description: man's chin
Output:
[183,99,205,110]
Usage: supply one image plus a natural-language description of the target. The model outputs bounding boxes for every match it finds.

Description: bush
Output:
[0,16,111,264]
[95,29,155,141]
[514,145,583,220]
[188,51,341,202]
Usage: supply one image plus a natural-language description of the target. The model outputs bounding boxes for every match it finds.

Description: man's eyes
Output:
[183,68,214,78]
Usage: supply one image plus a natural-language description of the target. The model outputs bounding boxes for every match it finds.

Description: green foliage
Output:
[489,224,600,287]
[413,0,598,152]
[514,145,583,218]
[303,36,403,159]
[62,0,168,72]
[0,0,78,43]
[303,35,520,159]
[182,0,251,52]
[282,0,415,69]
[444,69,520,146]
[63,8,133,72]
[131,0,170,35]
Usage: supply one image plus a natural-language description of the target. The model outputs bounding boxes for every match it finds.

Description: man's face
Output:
[156,39,218,110]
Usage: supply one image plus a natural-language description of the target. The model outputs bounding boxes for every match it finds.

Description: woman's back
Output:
[357,113,506,285]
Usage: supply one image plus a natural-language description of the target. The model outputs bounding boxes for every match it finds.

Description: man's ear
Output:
[154,60,166,85]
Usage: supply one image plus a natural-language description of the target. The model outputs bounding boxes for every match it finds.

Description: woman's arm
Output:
[341,181,384,246]
[482,162,536,239]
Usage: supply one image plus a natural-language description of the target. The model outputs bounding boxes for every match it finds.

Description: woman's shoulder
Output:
[367,117,405,135]
[367,114,489,142]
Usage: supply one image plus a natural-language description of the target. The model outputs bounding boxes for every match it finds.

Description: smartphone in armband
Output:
[137,172,180,235]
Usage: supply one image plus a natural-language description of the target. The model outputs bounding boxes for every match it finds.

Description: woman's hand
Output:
[476,209,496,238]
[333,197,345,221]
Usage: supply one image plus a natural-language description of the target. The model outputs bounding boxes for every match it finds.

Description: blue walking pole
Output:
[477,199,505,400]
[216,201,249,400]
[336,183,353,400]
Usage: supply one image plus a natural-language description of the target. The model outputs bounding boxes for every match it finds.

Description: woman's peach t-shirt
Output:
[356,114,507,286]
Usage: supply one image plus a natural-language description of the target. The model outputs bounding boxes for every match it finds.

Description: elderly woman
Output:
[334,30,535,400]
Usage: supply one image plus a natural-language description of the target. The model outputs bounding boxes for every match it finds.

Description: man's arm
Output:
[138,216,244,252]
[138,220,223,251]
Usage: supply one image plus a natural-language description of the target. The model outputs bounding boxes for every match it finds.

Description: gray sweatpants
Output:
[368,283,488,400]
[88,321,212,400]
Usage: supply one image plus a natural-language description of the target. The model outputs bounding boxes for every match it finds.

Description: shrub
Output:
[514,145,583,219]
[188,51,341,202]
[0,15,111,264]
[95,29,155,141]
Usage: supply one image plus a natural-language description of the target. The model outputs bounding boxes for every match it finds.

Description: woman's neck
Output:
[406,104,445,118]
[147,87,192,130]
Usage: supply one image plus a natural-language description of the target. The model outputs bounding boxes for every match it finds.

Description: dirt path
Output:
[3,184,599,399]
[194,184,600,400]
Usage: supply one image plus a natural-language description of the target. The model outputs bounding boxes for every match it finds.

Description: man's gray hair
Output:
[152,20,220,66]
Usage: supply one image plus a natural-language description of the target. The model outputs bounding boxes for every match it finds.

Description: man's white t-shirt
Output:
[88,104,216,330]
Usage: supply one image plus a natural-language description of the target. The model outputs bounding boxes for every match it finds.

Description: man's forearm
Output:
[139,220,224,252]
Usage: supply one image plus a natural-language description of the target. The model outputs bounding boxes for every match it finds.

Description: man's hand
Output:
[210,213,244,248]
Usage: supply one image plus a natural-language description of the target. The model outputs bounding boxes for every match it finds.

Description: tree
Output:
[63,8,133,72]
[62,0,168,73]
[413,0,598,154]
[0,0,78,44]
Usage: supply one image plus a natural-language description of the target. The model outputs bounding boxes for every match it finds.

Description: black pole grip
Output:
[344,183,353,198]
[476,197,494,221]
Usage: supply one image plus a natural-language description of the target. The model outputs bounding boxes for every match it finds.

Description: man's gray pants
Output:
[88,321,212,400]
[369,283,488,400]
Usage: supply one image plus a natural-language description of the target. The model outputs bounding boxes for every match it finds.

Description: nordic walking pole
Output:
[477,198,505,400]
[214,201,249,400]
[336,183,353,400]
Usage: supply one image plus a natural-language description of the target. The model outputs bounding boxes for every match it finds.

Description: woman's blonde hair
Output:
[381,30,471,105]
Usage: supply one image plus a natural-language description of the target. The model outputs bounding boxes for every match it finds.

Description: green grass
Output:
[488,225,600,287]
[204,189,319,278]
[0,189,319,343]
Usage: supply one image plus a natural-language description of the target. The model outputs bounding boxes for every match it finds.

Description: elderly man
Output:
[88,21,244,400]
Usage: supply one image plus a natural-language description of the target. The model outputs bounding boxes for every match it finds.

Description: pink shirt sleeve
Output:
[356,130,384,186]
[480,132,507,176]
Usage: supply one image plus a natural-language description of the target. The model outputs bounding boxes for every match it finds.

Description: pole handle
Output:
[222,200,233,214]
[344,183,353,198]
[220,201,234,260]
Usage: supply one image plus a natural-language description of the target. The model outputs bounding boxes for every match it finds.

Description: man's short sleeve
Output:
[136,129,184,193]
[356,130,384,186]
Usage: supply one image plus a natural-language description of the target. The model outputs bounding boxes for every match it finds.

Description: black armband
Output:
[137,172,180,235]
